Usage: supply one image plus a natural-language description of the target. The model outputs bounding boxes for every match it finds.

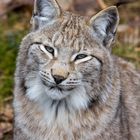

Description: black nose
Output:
[53,75,66,84]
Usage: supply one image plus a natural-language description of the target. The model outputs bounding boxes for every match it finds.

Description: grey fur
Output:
[13,0,140,140]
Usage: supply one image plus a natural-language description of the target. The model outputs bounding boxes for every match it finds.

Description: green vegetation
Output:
[0,11,29,102]
[113,42,140,68]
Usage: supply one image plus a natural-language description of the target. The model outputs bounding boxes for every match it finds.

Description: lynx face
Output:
[27,33,101,100]
[25,32,102,114]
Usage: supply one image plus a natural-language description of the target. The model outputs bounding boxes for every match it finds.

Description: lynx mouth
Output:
[41,79,75,91]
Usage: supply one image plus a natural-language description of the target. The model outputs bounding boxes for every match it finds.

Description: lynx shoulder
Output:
[13,0,140,140]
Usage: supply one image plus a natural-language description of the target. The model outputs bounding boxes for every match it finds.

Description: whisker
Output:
[41,77,55,84]
[62,83,82,86]
[39,72,51,80]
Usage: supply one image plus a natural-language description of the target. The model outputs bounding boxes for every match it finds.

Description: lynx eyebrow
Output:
[30,42,51,48]
[30,42,42,46]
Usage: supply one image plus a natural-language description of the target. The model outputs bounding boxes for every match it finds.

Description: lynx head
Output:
[18,0,119,115]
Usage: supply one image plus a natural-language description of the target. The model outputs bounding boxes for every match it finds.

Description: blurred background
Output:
[0,0,139,139]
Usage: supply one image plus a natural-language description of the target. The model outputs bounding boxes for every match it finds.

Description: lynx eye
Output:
[75,54,88,61]
[40,45,56,59]
[71,53,92,64]
[44,46,54,55]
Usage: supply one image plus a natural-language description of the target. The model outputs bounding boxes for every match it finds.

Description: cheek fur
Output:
[28,45,50,65]
[76,58,101,77]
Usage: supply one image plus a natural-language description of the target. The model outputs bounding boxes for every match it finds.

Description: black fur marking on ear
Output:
[36,0,47,16]
[115,0,135,7]
[103,33,115,47]
[106,11,118,34]
[102,10,118,47]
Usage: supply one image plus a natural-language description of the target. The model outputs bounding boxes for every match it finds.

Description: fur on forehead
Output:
[31,0,119,50]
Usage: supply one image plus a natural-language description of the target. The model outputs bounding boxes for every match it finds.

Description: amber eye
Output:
[75,54,88,61]
[45,46,54,55]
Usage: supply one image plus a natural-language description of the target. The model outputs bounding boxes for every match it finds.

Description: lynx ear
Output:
[89,6,119,48]
[31,0,62,30]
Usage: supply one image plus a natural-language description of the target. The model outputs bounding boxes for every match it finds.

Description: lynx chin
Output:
[13,0,140,139]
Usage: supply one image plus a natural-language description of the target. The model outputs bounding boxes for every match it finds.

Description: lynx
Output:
[13,0,140,139]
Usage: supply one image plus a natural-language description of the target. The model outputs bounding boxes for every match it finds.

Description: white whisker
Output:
[42,77,55,84]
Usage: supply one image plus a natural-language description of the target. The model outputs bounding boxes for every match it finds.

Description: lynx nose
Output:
[53,75,66,84]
